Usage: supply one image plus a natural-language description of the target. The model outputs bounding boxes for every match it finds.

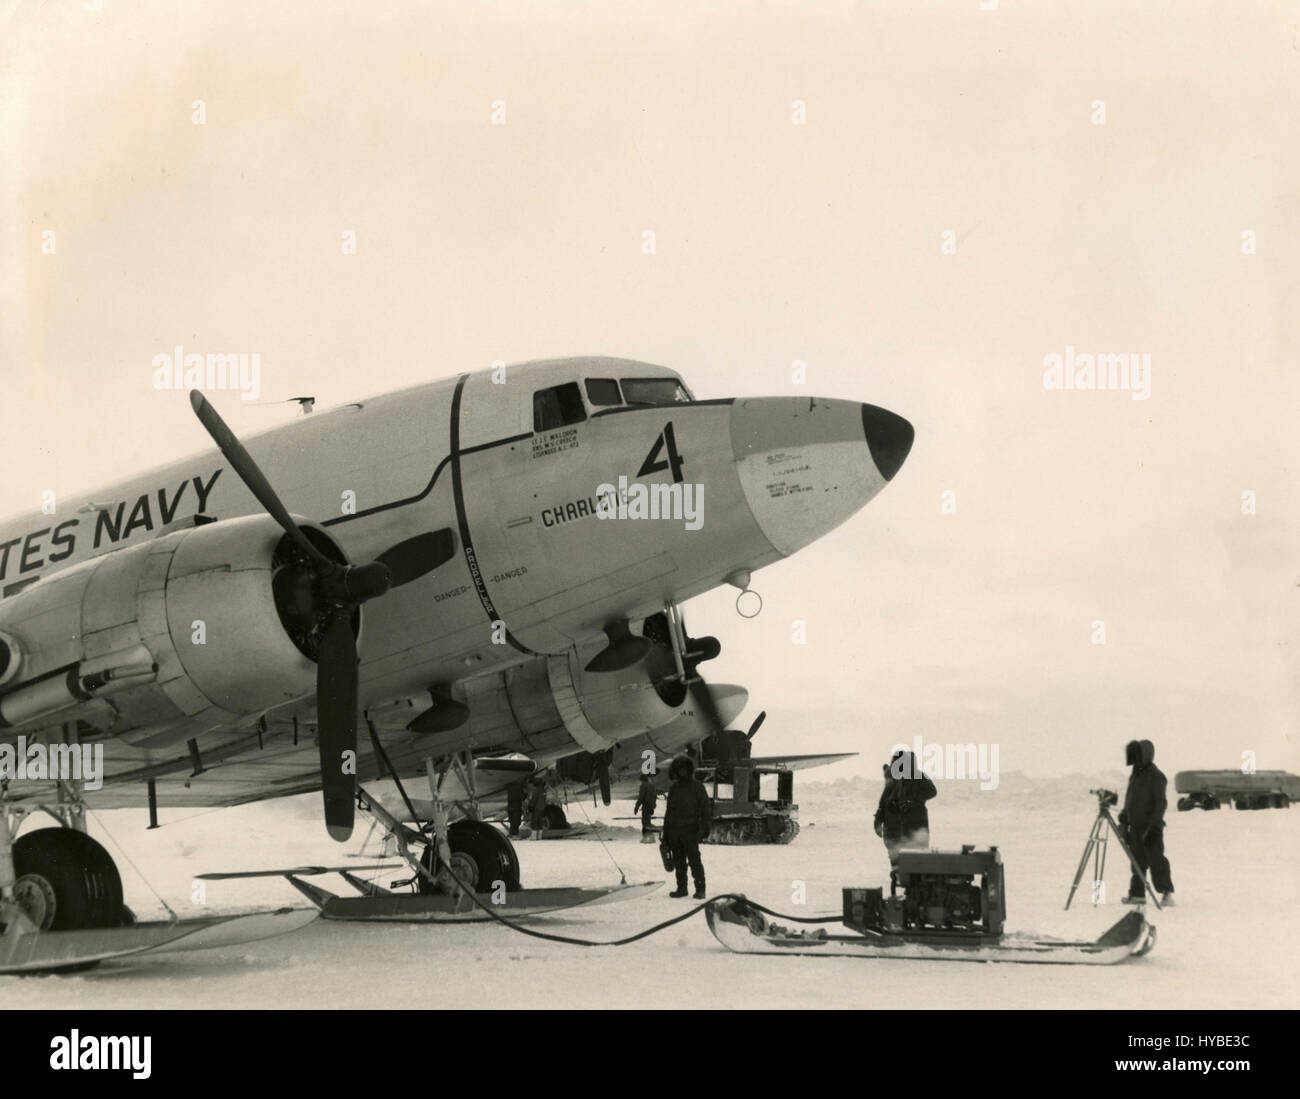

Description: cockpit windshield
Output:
[620,377,693,406]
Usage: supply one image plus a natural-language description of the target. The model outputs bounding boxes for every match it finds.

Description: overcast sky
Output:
[2,1,1296,781]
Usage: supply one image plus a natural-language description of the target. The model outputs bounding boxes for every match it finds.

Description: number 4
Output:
[638,422,686,483]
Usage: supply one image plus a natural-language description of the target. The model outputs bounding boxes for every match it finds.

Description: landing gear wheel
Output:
[12,828,126,931]
[542,804,569,831]
[12,874,56,930]
[418,820,521,894]
[58,829,127,926]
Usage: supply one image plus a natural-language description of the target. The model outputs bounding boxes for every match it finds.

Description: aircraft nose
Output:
[730,396,913,557]
[861,404,914,482]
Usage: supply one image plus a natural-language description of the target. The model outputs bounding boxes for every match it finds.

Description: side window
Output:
[585,378,622,406]
[533,382,587,432]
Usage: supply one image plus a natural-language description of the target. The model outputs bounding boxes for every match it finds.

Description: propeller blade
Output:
[585,621,654,673]
[341,561,392,604]
[375,529,457,588]
[746,710,767,741]
[596,751,612,807]
[687,635,721,664]
[189,390,333,570]
[316,612,359,841]
[689,674,726,739]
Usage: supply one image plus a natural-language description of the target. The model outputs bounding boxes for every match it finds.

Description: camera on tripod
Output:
[1066,788,1163,911]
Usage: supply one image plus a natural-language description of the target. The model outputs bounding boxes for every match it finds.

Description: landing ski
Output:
[705,897,1154,965]
[309,880,662,922]
[0,907,318,974]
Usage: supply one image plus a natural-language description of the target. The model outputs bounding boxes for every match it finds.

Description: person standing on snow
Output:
[662,755,711,898]
[874,749,937,864]
[633,772,658,843]
[1119,739,1175,906]
[526,776,549,840]
[505,778,526,837]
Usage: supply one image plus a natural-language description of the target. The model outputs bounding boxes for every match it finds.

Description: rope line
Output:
[82,802,179,921]
[358,737,840,946]
[566,797,627,885]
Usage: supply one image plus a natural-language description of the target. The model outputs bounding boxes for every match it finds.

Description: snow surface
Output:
[3,773,1296,1009]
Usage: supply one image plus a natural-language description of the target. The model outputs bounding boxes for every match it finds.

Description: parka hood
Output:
[1125,739,1155,767]
[668,755,696,782]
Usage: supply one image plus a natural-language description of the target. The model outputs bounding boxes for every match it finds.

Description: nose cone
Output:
[708,683,749,729]
[652,683,749,754]
[862,404,914,482]
[730,396,912,557]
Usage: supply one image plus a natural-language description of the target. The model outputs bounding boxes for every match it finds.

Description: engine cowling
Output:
[378,632,745,766]
[0,515,350,746]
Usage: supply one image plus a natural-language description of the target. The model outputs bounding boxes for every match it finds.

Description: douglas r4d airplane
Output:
[0,357,912,950]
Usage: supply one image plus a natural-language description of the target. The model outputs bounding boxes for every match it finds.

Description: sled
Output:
[705,896,1155,965]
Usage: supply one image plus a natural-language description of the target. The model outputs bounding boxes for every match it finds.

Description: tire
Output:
[418,821,522,893]
[542,804,569,831]
[12,828,125,931]
[58,829,127,926]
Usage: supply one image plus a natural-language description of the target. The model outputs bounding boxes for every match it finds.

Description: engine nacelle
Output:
[384,636,744,764]
[0,515,347,746]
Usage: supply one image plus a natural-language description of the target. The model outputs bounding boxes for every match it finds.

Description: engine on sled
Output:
[843,845,1006,943]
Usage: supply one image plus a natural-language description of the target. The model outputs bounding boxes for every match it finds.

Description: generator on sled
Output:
[843,845,1006,943]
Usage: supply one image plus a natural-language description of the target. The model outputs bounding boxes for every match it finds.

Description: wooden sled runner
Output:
[0,907,317,974]
[198,865,662,922]
[705,896,1155,965]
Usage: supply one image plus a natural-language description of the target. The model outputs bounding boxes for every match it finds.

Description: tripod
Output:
[1065,790,1162,911]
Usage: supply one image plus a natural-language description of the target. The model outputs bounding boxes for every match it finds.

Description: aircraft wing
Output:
[0,716,450,812]
[741,753,857,771]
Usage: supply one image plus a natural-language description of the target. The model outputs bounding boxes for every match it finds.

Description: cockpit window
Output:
[620,378,692,406]
[585,378,623,406]
[533,382,587,432]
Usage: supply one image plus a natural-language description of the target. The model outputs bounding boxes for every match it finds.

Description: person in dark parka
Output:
[505,778,526,837]
[633,772,658,842]
[526,776,548,839]
[662,755,711,898]
[874,750,937,864]
[1119,739,1174,904]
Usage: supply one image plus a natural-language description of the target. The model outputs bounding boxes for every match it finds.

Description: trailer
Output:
[1174,770,1300,811]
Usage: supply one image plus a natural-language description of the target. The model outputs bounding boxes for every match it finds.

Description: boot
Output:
[693,882,706,900]
[1121,893,1146,905]
[669,887,689,898]
[1160,891,1175,906]
[640,833,656,844]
